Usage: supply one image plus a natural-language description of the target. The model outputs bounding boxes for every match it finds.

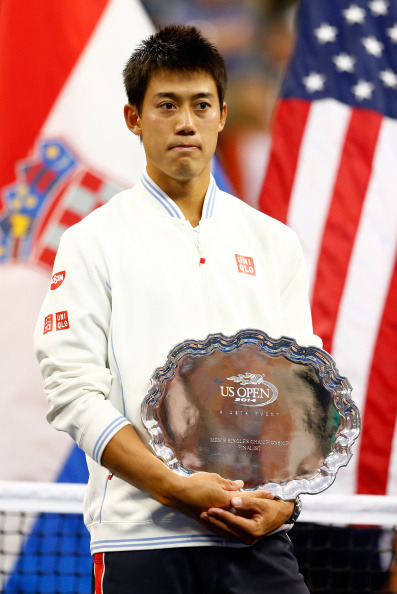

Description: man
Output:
[35,25,319,593]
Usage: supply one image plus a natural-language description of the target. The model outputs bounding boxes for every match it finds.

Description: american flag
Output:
[259,0,397,496]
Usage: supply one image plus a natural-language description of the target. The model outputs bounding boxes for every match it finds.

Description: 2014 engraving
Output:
[222,372,278,406]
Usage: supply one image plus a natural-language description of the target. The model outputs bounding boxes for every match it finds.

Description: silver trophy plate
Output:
[141,329,360,498]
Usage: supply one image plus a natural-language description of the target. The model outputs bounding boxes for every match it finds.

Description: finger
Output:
[201,510,258,543]
[199,514,241,541]
[222,479,244,491]
[200,513,246,539]
[241,490,275,500]
[231,496,270,512]
[233,496,288,524]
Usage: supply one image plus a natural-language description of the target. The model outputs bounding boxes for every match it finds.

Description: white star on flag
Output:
[333,53,356,72]
[387,23,397,42]
[362,35,384,57]
[342,4,366,24]
[302,72,326,92]
[352,79,375,100]
[314,23,338,43]
[379,69,397,88]
[368,0,389,16]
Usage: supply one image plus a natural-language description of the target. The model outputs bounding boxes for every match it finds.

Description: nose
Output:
[175,106,196,135]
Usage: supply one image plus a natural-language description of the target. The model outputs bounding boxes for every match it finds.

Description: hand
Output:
[199,491,294,545]
[167,472,244,520]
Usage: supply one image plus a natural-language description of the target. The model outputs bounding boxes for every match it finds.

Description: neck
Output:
[146,164,211,227]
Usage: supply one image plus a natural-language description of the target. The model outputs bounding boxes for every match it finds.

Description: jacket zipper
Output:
[194,233,214,330]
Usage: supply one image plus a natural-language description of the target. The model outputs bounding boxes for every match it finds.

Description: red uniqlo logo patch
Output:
[43,314,53,335]
[56,311,70,331]
[235,254,256,276]
[50,271,66,290]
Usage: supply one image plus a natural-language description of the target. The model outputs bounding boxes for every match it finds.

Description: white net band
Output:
[1,481,397,527]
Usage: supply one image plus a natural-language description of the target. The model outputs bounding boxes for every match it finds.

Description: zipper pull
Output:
[198,245,205,265]
[193,229,205,265]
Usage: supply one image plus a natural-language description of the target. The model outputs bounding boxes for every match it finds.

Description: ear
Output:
[124,103,142,136]
[218,102,227,133]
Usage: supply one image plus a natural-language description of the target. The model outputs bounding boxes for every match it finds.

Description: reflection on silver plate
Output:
[141,329,361,499]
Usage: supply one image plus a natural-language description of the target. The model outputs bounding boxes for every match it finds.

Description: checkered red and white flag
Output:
[0,0,151,482]
[259,0,397,495]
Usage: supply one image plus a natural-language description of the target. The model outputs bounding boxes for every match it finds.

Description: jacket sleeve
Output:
[278,229,323,349]
[34,225,130,464]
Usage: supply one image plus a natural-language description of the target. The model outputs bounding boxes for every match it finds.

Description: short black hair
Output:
[123,24,227,114]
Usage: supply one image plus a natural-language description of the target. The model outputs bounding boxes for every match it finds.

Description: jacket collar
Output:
[140,171,217,220]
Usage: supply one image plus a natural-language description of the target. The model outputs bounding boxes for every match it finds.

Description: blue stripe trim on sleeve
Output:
[94,417,126,464]
[92,416,125,463]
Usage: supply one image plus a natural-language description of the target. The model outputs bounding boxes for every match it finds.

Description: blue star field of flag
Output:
[282,0,397,119]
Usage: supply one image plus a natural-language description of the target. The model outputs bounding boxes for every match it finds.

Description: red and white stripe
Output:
[259,98,397,496]
[93,553,105,593]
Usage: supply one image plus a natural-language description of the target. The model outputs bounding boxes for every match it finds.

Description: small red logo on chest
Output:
[51,271,66,290]
[235,254,256,276]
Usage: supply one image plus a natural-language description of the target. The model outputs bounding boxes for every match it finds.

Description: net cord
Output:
[1,481,396,526]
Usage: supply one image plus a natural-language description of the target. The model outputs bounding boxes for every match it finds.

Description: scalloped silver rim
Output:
[141,329,361,498]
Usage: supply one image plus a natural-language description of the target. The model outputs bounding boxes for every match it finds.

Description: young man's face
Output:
[125,69,227,186]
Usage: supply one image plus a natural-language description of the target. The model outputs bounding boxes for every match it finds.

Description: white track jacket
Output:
[35,172,321,554]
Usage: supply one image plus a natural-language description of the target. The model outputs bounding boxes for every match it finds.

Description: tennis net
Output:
[0,481,396,593]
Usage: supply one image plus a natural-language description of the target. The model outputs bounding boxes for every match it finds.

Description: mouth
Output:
[169,144,200,152]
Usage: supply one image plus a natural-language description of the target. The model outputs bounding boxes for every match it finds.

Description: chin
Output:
[173,164,199,180]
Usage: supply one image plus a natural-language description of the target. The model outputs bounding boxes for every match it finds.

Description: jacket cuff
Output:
[79,404,130,464]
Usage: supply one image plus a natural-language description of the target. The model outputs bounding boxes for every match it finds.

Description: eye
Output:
[196,101,210,110]
[160,102,175,110]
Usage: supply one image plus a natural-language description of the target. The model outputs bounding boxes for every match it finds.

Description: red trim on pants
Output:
[93,553,104,593]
